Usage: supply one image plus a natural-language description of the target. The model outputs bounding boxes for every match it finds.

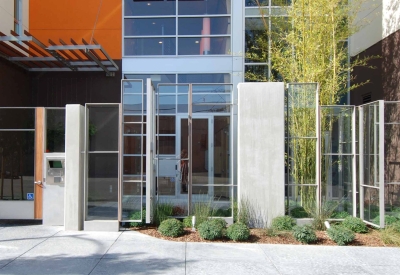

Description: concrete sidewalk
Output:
[0,224,399,275]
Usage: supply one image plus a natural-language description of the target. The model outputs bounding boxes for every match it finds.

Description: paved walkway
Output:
[0,224,399,275]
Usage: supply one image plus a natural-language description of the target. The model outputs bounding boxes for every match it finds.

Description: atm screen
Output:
[49,160,63,168]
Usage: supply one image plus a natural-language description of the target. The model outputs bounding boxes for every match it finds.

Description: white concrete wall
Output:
[0,0,15,34]
[237,82,285,228]
[64,105,85,231]
[350,0,400,56]
[0,201,34,219]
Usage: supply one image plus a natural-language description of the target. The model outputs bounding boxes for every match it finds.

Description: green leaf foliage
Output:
[183,216,193,228]
[158,219,184,238]
[129,210,146,227]
[226,223,250,241]
[292,225,317,244]
[271,216,296,231]
[330,211,351,219]
[327,226,355,246]
[372,215,400,226]
[198,219,226,240]
[341,216,368,233]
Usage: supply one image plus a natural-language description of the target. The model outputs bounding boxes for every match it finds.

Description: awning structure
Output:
[0,30,119,76]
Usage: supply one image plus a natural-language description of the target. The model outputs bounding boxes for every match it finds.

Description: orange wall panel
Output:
[30,0,121,59]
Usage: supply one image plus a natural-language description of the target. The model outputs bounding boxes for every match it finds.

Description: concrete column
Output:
[237,83,285,228]
[64,104,85,230]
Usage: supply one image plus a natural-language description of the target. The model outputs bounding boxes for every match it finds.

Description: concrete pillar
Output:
[237,83,285,228]
[64,104,85,230]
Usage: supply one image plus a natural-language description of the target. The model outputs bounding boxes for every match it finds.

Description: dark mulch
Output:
[131,226,387,246]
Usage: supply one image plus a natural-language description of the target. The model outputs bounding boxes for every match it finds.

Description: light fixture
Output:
[195,41,199,44]
[152,22,156,25]
[147,2,151,6]
[159,41,163,44]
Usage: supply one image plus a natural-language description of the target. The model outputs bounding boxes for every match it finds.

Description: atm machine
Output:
[42,153,65,226]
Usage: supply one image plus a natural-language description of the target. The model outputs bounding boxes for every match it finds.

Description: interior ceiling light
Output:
[147,3,151,5]
[152,22,156,24]
[195,41,199,43]
[159,41,163,44]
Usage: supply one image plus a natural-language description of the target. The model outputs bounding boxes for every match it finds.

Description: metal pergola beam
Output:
[0,29,119,75]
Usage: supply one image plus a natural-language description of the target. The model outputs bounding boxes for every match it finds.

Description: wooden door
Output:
[34,107,44,219]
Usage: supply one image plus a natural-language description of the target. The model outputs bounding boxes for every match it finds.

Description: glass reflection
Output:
[88,107,119,152]
[125,38,176,56]
[125,18,176,36]
[0,131,34,200]
[87,153,118,220]
[178,37,230,55]
[178,17,231,35]
[178,0,231,15]
[124,0,176,16]
[46,109,65,153]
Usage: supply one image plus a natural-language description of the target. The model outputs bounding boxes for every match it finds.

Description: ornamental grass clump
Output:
[341,216,368,233]
[380,224,400,246]
[153,202,174,226]
[183,216,193,228]
[271,216,296,231]
[327,226,355,246]
[198,219,226,240]
[226,223,250,241]
[158,218,184,238]
[292,225,317,244]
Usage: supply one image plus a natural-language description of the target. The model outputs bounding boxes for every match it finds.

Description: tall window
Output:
[124,0,231,56]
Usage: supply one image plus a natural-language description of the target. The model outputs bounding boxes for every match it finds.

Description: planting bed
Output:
[131,226,387,246]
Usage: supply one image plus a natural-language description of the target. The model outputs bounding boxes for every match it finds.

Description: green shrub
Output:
[372,215,400,226]
[183,216,193,228]
[153,203,174,226]
[292,225,317,244]
[289,206,309,218]
[330,211,350,219]
[390,221,400,233]
[327,226,355,246]
[341,216,368,233]
[158,219,184,237]
[129,210,146,227]
[271,216,296,231]
[198,219,225,240]
[212,208,231,217]
[211,218,228,228]
[227,223,250,241]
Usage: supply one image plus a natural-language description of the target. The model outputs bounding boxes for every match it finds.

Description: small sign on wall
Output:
[27,193,34,200]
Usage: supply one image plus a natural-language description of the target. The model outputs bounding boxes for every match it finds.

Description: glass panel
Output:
[177,95,188,113]
[362,103,379,186]
[245,0,269,6]
[88,106,119,151]
[46,109,65,153]
[192,84,231,94]
[245,7,269,16]
[123,156,146,175]
[123,81,142,94]
[245,18,268,63]
[125,18,176,36]
[121,181,143,221]
[123,94,146,114]
[178,73,231,84]
[124,136,145,154]
[157,95,176,114]
[178,0,231,15]
[193,94,230,104]
[271,0,292,6]
[124,0,176,16]
[245,65,268,82]
[0,131,34,200]
[156,176,175,195]
[178,37,230,55]
[213,117,230,185]
[125,74,176,93]
[157,116,175,134]
[286,185,317,217]
[178,17,231,35]
[0,109,35,129]
[363,187,379,224]
[158,136,175,154]
[193,186,232,211]
[87,153,118,220]
[125,38,176,56]
[124,123,146,134]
